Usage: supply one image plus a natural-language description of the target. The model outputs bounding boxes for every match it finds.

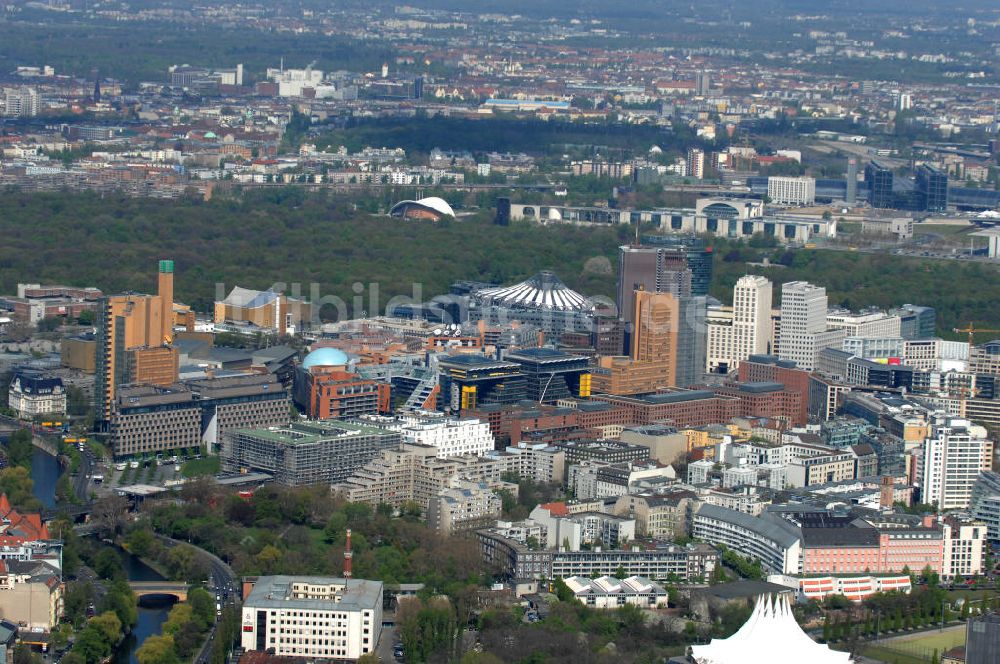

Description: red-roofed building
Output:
[0,495,62,575]
[538,502,569,517]
[0,493,50,543]
[0,503,64,630]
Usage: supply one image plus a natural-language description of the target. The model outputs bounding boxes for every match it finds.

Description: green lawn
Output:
[181,456,221,478]
[945,586,1000,601]
[864,645,927,664]
[864,626,965,664]
[912,223,973,236]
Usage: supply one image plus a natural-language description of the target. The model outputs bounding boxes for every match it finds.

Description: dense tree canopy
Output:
[0,190,995,335]
[134,484,486,593]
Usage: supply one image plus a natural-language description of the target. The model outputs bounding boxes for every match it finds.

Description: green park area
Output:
[912,223,974,237]
[864,625,965,664]
[1,191,999,335]
[181,456,221,478]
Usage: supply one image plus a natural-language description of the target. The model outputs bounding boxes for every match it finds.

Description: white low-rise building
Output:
[7,372,65,418]
[568,459,676,500]
[826,310,902,339]
[768,573,911,603]
[687,459,715,484]
[241,576,382,661]
[563,575,668,609]
[362,412,494,457]
[529,504,636,551]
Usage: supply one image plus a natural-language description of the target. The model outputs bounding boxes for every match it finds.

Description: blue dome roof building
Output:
[301,348,350,370]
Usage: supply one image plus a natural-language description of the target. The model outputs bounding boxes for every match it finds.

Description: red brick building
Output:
[293,366,391,420]
[737,355,812,426]
[592,391,741,428]
[715,382,807,428]
[467,402,632,445]
[0,284,103,321]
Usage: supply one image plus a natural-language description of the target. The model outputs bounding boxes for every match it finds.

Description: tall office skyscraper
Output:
[617,245,692,329]
[617,244,708,381]
[845,158,858,206]
[592,287,705,393]
[732,275,773,364]
[921,415,992,510]
[631,290,676,367]
[893,304,936,340]
[628,289,705,388]
[778,281,844,371]
[706,276,772,374]
[640,235,713,297]
[158,260,174,341]
[675,295,707,387]
[916,164,948,212]
[695,71,711,96]
[96,260,180,425]
[865,160,894,209]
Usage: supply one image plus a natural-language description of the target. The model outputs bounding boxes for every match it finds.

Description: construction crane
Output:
[952,323,1000,347]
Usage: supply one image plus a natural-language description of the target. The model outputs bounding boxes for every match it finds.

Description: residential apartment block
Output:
[0,560,63,631]
[224,420,401,485]
[426,480,504,534]
[475,527,718,582]
[921,415,993,510]
[696,504,981,579]
[361,412,494,457]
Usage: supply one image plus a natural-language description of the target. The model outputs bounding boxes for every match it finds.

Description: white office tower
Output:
[3,87,39,117]
[767,176,816,206]
[777,281,844,371]
[921,415,992,510]
[707,275,775,374]
[732,276,773,365]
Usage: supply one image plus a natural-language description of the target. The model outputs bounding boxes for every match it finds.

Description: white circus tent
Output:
[690,594,852,664]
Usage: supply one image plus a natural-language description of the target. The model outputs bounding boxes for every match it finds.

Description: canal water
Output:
[113,550,175,664]
[30,445,63,508]
[16,441,173,664]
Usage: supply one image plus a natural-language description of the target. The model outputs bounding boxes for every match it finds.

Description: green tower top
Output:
[159,260,174,274]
